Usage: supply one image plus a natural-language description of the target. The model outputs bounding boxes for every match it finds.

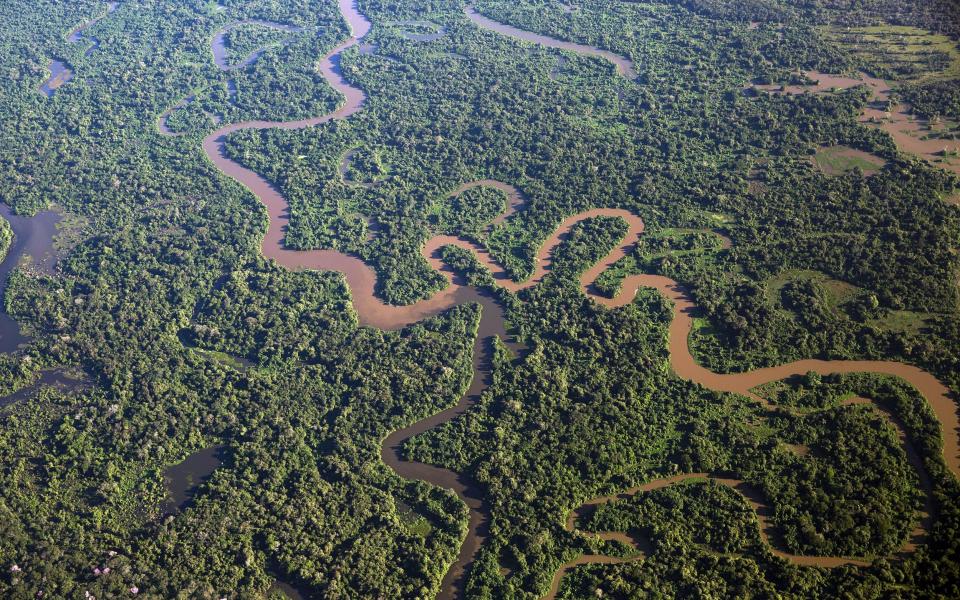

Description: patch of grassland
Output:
[813,146,886,176]
[826,25,960,82]
[764,269,859,311]
[867,310,933,335]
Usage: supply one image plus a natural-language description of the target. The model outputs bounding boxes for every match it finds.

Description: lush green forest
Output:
[0,0,958,598]
[0,217,11,262]
[220,23,301,67]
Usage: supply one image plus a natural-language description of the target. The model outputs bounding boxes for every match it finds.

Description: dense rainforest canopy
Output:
[0,0,958,599]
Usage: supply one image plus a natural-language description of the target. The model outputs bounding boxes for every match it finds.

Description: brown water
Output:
[546,378,950,594]
[40,2,119,96]
[463,5,637,80]
[862,104,960,176]
[210,20,305,71]
[607,274,960,475]
[543,554,639,600]
[381,288,524,600]
[0,204,62,353]
[338,148,359,181]
[841,397,934,556]
[183,0,959,595]
[851,74,960,176]
[753,72,960,176]
[751,70,865,95]
[551,411,938,600]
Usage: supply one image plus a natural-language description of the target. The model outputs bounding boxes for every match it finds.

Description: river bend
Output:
[168,2,960,598]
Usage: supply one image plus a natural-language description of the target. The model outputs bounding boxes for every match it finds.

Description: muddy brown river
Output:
[173,2,959,597]
[463,5,637,80]
[546,395,941,599]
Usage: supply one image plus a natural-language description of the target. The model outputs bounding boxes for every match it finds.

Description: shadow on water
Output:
[264,570,317,600]
[0,204,62,353]
[0,367,91,409]
[160,445,227,515]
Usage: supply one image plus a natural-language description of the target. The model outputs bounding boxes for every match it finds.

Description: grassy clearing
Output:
[395,500,434,537]
[645,228,729,252]
[867,310,933,335]
[764,269,859,311]
[708,212,733,224]
[53,211,90,256]
[762,270,945,335]
[826,25,960,82]
[813,146,886,177]
[190,346,255,372]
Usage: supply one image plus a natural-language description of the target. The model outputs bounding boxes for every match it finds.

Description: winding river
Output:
[170,2,960,598]
[210,20,305,71]
[463,5,637,79]
[545,395,939,599]
[67,1,118,56]
[40,2,118,97]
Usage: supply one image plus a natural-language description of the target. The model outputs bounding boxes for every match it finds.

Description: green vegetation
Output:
[593,227,729,297]
[0,215,11,263]
[0,0,957,598]
[812,145,886,176]
[826,25,960,82]
[900,78,960,119]
[431,186,509,239]
[559,372,959,598]
[221,23,299,66]
[163,96,214,134]
[342,146,390,186]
